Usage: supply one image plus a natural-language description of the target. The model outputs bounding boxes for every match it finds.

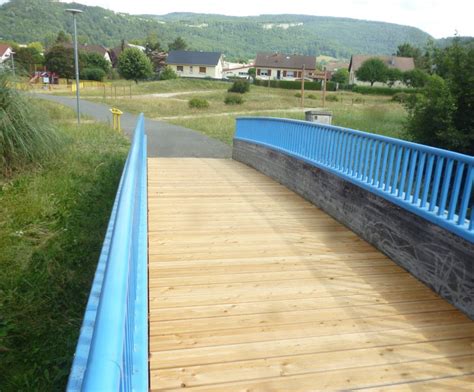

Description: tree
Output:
[396,42,422,66]
[117,48,153,83]
[404,75,464,151]
[81,52,110,74]
[331,68,349,84]
[28,42,44,54]
[55,30,72,45]
[403,69,429,88]
[14,47,44,73]
[44,45,75,79]
[405,38,473,154]
[355,58,389,86]
[168,37,187,51]
[386,68,403,87]
[159,65,178,80]
[145,32,162,55]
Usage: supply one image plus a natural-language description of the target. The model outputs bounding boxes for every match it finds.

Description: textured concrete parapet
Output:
[233,139,474,319]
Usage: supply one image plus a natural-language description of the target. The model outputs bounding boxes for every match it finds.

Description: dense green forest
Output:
[0,0,436,59]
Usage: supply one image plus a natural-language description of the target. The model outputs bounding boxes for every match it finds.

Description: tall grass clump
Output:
[0,73,61,175]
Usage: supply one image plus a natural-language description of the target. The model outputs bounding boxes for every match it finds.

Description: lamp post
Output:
[65,8,83,125]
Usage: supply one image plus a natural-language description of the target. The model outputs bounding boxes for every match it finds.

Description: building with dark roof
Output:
[254,52,317,80]
[63,43,112,63]
[166,50,224,79]
[349,55,415,85]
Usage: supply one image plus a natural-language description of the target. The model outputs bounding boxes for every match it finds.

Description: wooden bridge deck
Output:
[147,158,474,391]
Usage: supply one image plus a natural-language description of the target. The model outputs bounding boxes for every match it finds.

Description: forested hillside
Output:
[0,0,436,59]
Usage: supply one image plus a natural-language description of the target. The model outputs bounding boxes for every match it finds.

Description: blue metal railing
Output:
[235,117,474,243]
[67,114,148,391]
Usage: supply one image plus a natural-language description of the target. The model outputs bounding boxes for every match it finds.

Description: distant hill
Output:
[0,0,458,60]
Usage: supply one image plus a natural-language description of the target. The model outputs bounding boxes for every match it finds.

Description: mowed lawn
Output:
[53,79,408,145]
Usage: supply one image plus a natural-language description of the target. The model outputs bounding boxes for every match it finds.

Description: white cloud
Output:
[57,0,472,38]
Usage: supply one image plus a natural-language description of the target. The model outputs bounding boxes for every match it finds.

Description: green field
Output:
[58,79,407,145]
[0,101,129,391]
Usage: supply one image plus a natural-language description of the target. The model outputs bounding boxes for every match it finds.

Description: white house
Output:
[222,61,254,79]
[0,44,13,63]
[254,52,316,80]
[166,50,224,79]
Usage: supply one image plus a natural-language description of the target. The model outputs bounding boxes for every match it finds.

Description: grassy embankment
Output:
[0,99,129,391]
[53,78,408,145]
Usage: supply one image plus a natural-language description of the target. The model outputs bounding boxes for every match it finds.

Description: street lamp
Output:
[65,8,83,125]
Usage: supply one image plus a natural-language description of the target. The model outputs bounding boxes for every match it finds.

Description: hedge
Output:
[352,85,422,96]
[253,79,337,91]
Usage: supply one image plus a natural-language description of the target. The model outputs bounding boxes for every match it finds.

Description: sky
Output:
[0,0,469,38]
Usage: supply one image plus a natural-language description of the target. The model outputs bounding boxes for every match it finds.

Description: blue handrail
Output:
[67,114,148,391]
[235,117,474,243]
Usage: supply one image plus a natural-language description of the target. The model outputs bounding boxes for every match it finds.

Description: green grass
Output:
[0,101,129,391]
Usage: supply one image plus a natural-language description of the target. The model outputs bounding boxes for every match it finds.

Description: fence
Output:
[67,114,148,391]
[235,117,473,243]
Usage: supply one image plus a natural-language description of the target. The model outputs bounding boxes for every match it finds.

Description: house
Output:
[254,53,316,80]
[0,44,13,63]
[64,43,112,63]
[222,61,254,79]
[322,61,350,77]
[166,50,224,79]
[349,55,415,85]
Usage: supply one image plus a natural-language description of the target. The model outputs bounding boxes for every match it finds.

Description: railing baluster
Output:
[421,155,435,209]
[438,159,454,216]
[405,150,418,201]
[429,157,445,212]
[458,166,473,226]
[368,140,378,184]
[374,141,383,186]
[338,132,348,170]
[379,143,390,189]
[413,152,426,205]
[385,145,396,192]
[447,162,464,220]
[398,148,411,198]
[363,139,372,182]
[391,146,403,195]
[343,134,353,173]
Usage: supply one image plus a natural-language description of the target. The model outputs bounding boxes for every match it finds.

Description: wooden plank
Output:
[152,340,473,389]
[150,356,474,391]
[148,158,472,391]
[150,323,474,369]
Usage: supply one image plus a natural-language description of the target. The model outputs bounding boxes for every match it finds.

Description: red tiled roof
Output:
[0,44,11,57]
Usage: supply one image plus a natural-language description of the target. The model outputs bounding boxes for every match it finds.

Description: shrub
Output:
[81,67,106,81]
[228,79,250,94]
[352,85,421,96]
[307,94,317,99]
[224,94,244,105]
[159,65,178,80]
[188,97,209,109]
[294,92,302,98]
[253,79,337,91]
[0,73,61,175]
[326,94,339,102]
[391,92,410,103]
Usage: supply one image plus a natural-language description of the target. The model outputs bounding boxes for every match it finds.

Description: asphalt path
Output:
[35,94,231,158]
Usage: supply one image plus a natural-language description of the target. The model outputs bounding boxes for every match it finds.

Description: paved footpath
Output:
[36,94,231,158]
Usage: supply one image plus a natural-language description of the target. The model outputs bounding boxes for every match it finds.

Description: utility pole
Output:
[301,64,305,108]
[10,51,15,78]
[322,71,327,107]
[66,8,83,125]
